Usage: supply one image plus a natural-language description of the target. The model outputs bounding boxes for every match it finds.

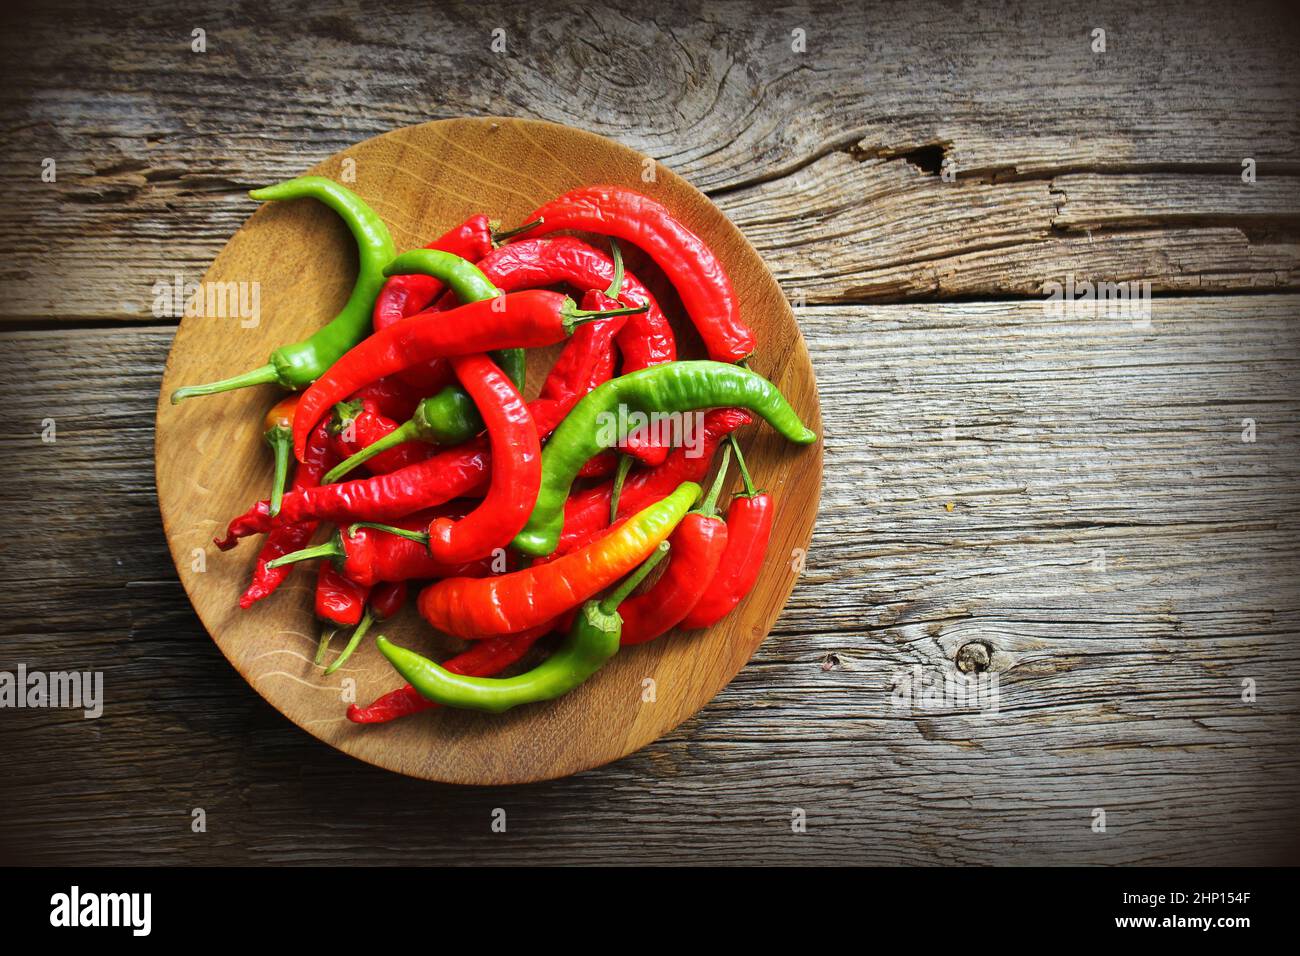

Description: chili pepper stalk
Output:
[261,396,298,516]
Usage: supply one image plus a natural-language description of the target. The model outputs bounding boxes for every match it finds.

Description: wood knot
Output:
[955,641,992,673]
[820,653,840,671]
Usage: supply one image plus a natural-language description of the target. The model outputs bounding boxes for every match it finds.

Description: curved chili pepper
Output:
[346,624,551,724]
[380,543,669,713]
[265,511,489,587]
[323,580,407,676]
[559,407,752,554]
[214,379,601,550]
[292,287,646,462]
[419,481,700,639]
[354,354,541,563]
[315,562,370,627]
[237,420,335,608]
[330,399,429,475]
[322,345,526,483]
[679,440,775,629]
[372,216,496,332]
[513,362,815,556]
[505,185,753,362]
[348,374,433,422]
[261,395,298,516]
[618,447,732,644]
[170,177,395,403]
[433,235,675,375]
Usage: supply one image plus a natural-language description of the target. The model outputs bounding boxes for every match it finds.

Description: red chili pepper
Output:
[315,562,370,627]
[433,236,675,374]
[348,375,433,422]
[557,408,752,555]
[319,579,409,675]
[265,510,490,587]
[617,448,732,645]
[372,215,496,332]
[345,625,550,724]
[506,186,754,362]
[214,380,603,551]
[292,289,641,461]
[429,353,540,562]
[330,399,430,476]
[677,490,774,629]
[677,439,775,629]
[236,420,335,609]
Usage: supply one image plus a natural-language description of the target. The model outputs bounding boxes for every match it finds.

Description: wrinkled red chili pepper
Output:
[678,440,775,629]
[213,376,602,549]
[373,215,496,332]
[292,289,644,461]
[505,186,754,362]
[236,420,335,609]
[315,562,370,627]
[330,399,429,476]
[618,448,732,644]
[557,408,752,554]
[348,375,432,422]
[433,236,675,375]
[345,624,551,724]
[265,510,491,587]
[320,579,409,675]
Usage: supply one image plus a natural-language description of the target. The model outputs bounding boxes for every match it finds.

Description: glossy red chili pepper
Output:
[678,490,774,629]
[236,420,335,609]
[373,215,496,332]
[558,408,752,554]
[330,399,429,475]
[430,353,540,562]
[292,289,641,461]
[345,625,550,724]
[213,380,603,551]
[315,562,370,627]
[433,236,675,374]
[618,449,732,644]
[348,374,433,422]
[266,510,490,587]
[506,185,754,362]
[369,580,407,620]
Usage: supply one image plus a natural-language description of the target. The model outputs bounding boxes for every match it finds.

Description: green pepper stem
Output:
[170,363,280,404]
[265,428,292,517]
[491,216,544,243]
[563,299,650,334]
[323,418,423,484]
[324,608,375,676]
[609,453,634,524]
[728,433,758,497]
[347,521,430,546]
[698,444,732,518]
[604,238,625,300]
[600,541,670,614]
[265,538,344,569]
[314,626,337,666]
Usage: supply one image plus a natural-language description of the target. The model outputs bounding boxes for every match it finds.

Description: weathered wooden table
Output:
[2,0,1297,865]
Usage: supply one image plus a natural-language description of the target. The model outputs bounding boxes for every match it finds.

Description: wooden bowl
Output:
[155,117,823,784]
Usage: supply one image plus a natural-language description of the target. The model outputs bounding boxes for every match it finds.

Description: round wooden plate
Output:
[155,117,822,784]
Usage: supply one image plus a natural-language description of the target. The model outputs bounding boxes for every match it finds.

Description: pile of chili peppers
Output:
[174,175,817,721]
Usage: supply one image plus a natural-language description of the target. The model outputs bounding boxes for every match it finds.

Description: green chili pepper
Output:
[376,541,670,713]
[319,250,527,483]
[170,177,396,403]
[512,360,817,556]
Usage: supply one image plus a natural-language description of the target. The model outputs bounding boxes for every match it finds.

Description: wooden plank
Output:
[2,295,1298,863]
[2,0,1299,319]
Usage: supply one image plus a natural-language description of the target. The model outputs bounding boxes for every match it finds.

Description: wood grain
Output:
[2,0,1298,864]
[152,117,824,784]
[2,0,1299,320]
[3,294,1298,863]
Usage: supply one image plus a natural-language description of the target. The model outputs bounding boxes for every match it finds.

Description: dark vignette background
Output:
[1,0,1298,865]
